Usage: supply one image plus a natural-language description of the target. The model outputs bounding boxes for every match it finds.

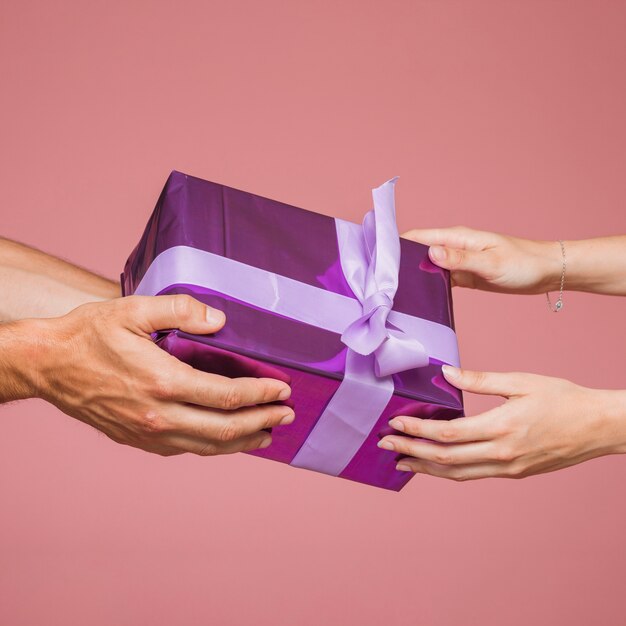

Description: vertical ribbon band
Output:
[291,178,429,475]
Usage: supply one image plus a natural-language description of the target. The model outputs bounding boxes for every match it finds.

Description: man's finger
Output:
[163,430,273,457]
[168,365,291,408]
[441,366,522,398]
[162,401,295,443]
[124,294,226,335]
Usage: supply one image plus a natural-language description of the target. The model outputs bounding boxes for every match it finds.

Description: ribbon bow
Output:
[339,177,430,377]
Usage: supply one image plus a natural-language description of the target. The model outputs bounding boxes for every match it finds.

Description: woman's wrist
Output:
[533,239,566,293]
[537,238,604,294]
[548,237,626,296]
[591,387,626,456]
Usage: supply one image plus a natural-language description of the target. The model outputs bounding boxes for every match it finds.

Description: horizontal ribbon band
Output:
[133,246,460,367]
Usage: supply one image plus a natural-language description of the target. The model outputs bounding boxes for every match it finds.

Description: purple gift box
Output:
[121,171,463,491]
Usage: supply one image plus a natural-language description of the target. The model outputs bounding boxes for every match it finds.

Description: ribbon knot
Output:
[338,177,430,378]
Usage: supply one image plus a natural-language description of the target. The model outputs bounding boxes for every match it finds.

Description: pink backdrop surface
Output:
[1,2,626,625]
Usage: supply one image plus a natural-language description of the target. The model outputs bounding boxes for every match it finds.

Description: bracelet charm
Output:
[546,240,566,313]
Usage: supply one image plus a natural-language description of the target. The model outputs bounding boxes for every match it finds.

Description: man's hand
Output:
[377,366,626,481]
[10,295,294,457]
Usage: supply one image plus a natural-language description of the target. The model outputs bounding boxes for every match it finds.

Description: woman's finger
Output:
[442,366,525,398]
[387,407,506,443]
[401,226,493,251]
[427,246,490,276]
[378,436,507,465]
[394,458,515,481]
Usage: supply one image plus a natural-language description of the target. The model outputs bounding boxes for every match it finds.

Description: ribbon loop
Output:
[338,177,430,376]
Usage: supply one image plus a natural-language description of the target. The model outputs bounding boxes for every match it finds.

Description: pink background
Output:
[1,1,626,625]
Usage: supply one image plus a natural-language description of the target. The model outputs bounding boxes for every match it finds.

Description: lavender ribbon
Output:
[337,178,430,376]
[133,178,460,477]
[290,178,431,475]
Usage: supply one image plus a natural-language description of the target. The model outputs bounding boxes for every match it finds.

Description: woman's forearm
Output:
[0,237,121,321]
[556,236,626,296]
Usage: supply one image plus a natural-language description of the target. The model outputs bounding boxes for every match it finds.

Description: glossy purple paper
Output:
[121,171,463,491]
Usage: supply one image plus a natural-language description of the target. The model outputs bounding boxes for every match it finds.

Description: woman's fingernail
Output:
[206,307,225,325]
[259,437,272,449]
[429,246,447,262]
[279,413,295,425]
[377,439,395,451]
[396,463,412,472]
[442,364,460,379]
[278,387,291,401]
[388,418,405,431]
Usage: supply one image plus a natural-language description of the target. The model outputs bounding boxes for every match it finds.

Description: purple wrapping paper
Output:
[121,171,464,491]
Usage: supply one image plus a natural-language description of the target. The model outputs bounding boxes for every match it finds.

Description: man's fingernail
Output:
[389,418,404,431]
[442,365,460,379]
[396,463,412,472]
[430,246,447,262]
[377,439,394,451]
[279,412,295,425]
[259,437,272,449]
[206,307,225,325]
[278,387,291,401]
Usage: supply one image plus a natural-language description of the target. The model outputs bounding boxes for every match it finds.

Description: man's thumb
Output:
[127,294,226,335]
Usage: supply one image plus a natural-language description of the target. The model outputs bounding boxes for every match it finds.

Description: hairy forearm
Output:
[0,319,40,402]
[0,237,121,321]
[545,236,626,296]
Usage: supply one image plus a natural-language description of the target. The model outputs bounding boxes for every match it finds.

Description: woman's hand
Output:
[8,295,294,457]
[377,366,626,481]
[402,227,563,294]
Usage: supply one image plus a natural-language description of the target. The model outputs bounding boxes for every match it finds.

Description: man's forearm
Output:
[0,237,120,321]
[0,319,40,402]
[556,236,626,296]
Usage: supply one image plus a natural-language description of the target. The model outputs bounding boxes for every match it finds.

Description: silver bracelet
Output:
[546,240,566,312]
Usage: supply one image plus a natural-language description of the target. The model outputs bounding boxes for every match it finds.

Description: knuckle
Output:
[467,369,486,389]
[434,452,454,465]
[257,381,278,404]
[121,296,143,317]
[220,384,244,410]
[196,442,219,457]
[218,420,242,442]
[263,408,284,429]
[172,295,196,321]
[138,409,169,436]
[150,373,174,400]
[448,248,465,268]
[155,447,178,457]
[504,462,526,478]
[116,296,143,321]
[493,446,515,462]
[451,471,470,482]
[438,428,458,442]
